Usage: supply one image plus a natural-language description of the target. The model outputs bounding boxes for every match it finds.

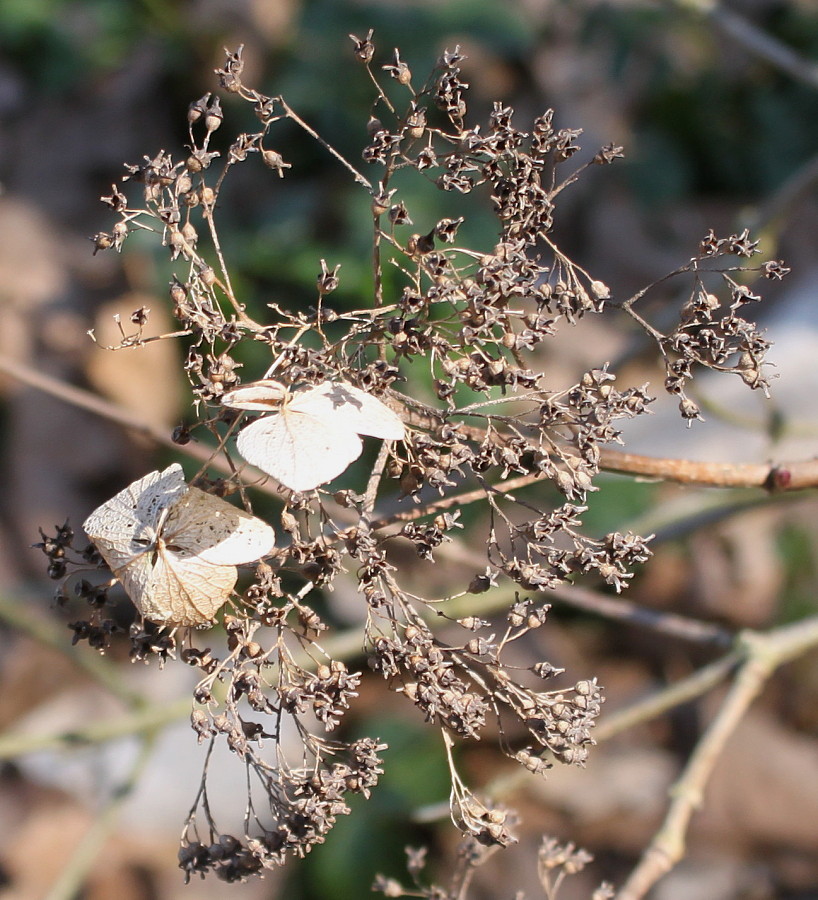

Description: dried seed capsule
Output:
[204,96,223,135]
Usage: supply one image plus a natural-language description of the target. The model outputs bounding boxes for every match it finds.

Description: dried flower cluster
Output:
[373,834,614,899]
[38,32,785,884]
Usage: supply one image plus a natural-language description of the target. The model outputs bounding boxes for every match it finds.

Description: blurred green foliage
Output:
[584,3,818,203]
[0,0,182,89]
[777,521,818,622]
[297,715,449,899]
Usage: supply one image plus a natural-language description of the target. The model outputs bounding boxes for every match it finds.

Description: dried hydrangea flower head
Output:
[221,379,405,491]
[83,463,275,626]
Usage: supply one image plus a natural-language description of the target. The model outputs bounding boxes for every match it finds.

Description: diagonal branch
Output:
[615,615,818,900]
[671,0,818,91]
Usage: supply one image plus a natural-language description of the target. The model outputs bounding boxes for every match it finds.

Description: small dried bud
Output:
[408,232,434,255]
[389,203,411,226]
[261,149,292,177]
[384,50,412,85]
[204,96,223,135]
[280,510,299,533]
[594,142,624,164]
[590,280,610,300]
[679,396,701,421]
[185,150,218,174]
[406,106,426,139]
[181,222,198,248]
[175,173,193,196]
[172,422,192,445]
[372,186,396,216]
[349,30,375,64]
[468,573,492,593]
[198,265,216,287]
[168,229,186,258]
[91,232,114,255]
[187,94,210,126]
[169,279,187,306]
[316,259,340,294]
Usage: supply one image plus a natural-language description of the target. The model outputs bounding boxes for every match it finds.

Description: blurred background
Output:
[2,1,818,898]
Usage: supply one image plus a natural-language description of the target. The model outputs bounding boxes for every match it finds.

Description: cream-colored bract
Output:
[83,464,275,627]
[221,380,406,492]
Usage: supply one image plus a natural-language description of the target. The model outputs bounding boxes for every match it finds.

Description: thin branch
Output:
[0,356,200,458]
[0,354,288,500]
[278,96,372,189]
[362,440,392,522]
[671,0,818,91]
[549,582,732,648]
[627,489,806,545]
[373,470,546,530]
[197,208,262,329]
[399,406,818,492]
[0,691,190,761]
[596,446,818,491]
[748,150,818,235]
[594,651,741,742]
[616,616,818,900]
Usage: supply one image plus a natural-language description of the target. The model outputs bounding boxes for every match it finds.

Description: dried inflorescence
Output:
[40,31,787,882]
[373,834,613,899]
[179,732,387,882]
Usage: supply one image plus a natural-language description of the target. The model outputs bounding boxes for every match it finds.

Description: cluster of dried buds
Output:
[179,733,386,881]
[372,834,614,899]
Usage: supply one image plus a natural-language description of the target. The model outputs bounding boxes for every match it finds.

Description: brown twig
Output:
[597,447,818,491]
[0,354,289,499]
[400,406,818,492]
[5,354,816,498]
[0,355,200,457]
